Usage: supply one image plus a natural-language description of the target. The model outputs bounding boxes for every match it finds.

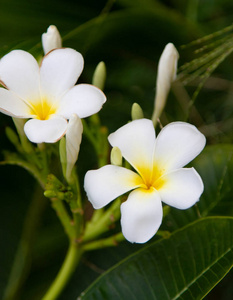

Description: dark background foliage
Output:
[1,0,233,299]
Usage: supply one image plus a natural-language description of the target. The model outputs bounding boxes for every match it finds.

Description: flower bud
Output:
[92,61,106,91]
[66,114,83,181]
[152,43,179,126]
[42,25,62,54]
[44,190,57,199]
[131,103,144,120]
[110,146,122,166]
[59,136,67,178]
[46,174,65,191]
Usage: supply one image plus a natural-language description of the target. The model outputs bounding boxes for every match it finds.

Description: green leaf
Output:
[164,144,233,231]
[79,217,233,300]
[195,144,233,215]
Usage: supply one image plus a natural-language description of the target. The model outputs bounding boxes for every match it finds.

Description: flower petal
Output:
[0,88,32,118]
[40,48,84,101]
[108,119,156,177]
[121,188,163,243]
[24,116,67,143]
[154,122,206,171]
[0,50,40,102]
[58,84,106,119]
[158,168,204,209]
[84,165,143,209]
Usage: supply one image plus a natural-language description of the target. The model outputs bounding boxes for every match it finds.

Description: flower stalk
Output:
[50,197,76,240]
[83,198,121,242]
[42,243,83,300]
[83,232,125,251]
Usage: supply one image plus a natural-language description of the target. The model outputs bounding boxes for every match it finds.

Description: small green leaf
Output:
[79,217,233,300]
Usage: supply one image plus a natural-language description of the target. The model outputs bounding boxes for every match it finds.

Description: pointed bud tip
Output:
[47,25,58,32]
[92,61,107,90]
[131,103,144,120]
[44,190,57,198]
[165,43,179,56]
[42,25,62,54]
[110,146,122,166]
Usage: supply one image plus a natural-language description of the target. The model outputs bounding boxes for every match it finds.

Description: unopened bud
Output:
[92,61,106,91]
[163,205,170,218]
[152,43,179,126]
[110,146,122,166]
[44,190,57,198]
[45,174,66,191]
[131,103,144,120]
[42,25,62,54]
[66,114,83,182]
[59,137,67,178]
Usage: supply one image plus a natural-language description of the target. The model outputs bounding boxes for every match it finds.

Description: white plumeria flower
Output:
[0,48,106,143]
[84,119,206,244]
[42,25,62,54]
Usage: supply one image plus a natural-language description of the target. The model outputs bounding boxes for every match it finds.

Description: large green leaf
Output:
[57,145,233,299]
[79,217,233,300]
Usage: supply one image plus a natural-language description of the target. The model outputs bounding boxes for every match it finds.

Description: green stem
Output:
[51,198,76,240]
[83,232,124,251]
[83,198,121,242]
[67,170,84,238]
[38,144,50,179]
[42,243,83,300]
[91,208,104,223]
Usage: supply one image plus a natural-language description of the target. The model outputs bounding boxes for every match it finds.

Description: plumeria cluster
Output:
[0,25,206,299]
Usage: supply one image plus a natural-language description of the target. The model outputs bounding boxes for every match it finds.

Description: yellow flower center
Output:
[139,164,166,191]
[29,99,58,120]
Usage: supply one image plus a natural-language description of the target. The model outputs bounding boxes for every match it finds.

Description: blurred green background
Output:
[1,0,233,299]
